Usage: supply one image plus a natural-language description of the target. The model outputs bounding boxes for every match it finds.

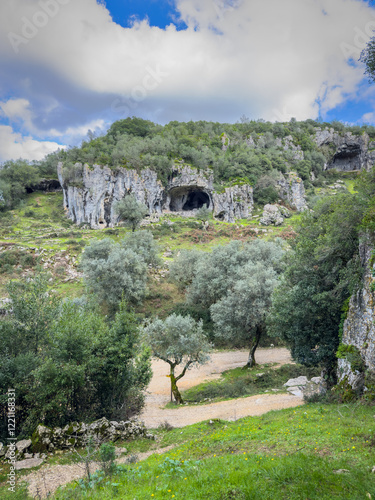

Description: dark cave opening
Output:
[182,191,210,210]
[169,187,210,212]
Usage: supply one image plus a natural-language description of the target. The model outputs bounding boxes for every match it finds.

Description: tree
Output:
[360,37,375,83]
[140,314,212,404]
[121,230,161,267]
[196,204,211,230]
[114,195,148,231]
[268,192,365,384]
[81,238,148,312]
[0,282,152,439]
[0,160,40,209]
[211,262,279,368]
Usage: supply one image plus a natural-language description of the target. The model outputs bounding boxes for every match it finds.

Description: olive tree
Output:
[211,262,279,367]
[114,195,148,231]
[140,314,212,404]
[81,238,148,311]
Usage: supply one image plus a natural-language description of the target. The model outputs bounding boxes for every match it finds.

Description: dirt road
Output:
[140,348,303,428]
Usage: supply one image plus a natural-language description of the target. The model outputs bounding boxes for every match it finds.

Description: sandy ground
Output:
[22,348,303,498]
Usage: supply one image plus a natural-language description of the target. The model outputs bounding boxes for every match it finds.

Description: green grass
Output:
[180,363,320,404]
[41,403,375,499]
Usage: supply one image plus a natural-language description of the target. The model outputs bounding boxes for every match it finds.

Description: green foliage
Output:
[0,287,151,439]
[360,36,375,83]
[268,192,366,380]
[120,230,160,267]
[81,238,148,311]
[195,204,211,224]
[0,160,40,209]
[140,314,212,403]
[113,195,148,231]
[336,344,364,373]
[99,442,117,476]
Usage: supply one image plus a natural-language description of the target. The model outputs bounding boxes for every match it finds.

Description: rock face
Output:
[337,241,375,390]
[277,172,308,212]
[58,162,254,227]
[314,128,375,172]
[212,184,253,223]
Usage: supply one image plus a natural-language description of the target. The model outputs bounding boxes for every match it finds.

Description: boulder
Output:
[284,376,308,387]
[16,439,32,455]
[260,204,287,226]
[15,458,43,470]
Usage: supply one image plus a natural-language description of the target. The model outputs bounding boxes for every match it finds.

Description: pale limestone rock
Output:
[338,241,375,390]
[15,458,43,470]
[284,376,308,387]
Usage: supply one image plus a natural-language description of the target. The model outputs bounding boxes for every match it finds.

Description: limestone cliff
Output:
[58,162,254,227]
[338,242,375,390]
[314,128,375,172]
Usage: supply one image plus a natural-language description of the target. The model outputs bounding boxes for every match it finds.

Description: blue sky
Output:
[1,0,375,162]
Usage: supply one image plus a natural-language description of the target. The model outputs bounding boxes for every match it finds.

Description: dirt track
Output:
[140,348,303,428]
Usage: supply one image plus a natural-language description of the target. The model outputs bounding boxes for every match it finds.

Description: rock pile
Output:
[0,417,154,464]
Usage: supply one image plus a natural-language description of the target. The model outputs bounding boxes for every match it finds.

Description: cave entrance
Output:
[169,187,210,212]
[183,191,210,210]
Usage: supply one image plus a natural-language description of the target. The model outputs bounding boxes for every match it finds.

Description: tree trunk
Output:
[244,325,263,368]
[170,368,184,404]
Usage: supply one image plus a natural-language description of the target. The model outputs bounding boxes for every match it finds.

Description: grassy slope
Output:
[0,190,300,315]
[34,403,375,499]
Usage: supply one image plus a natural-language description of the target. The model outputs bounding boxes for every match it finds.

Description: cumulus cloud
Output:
[0,0,375,160]
[0,125,64,162]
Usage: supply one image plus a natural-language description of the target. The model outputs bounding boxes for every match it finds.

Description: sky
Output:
[1,0,375,162]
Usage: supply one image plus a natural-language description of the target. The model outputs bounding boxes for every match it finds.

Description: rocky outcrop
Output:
[212,184,253,223]
[260,204,291,226]
[276,135,304,161]
[314,128,375,172]
[277,172,308,211]
[337,241,375,390]
[58,162,254,227]
[57,163,164,228]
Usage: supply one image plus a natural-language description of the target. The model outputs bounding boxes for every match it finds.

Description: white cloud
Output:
[0,0,375,126]
[0,125,64,162]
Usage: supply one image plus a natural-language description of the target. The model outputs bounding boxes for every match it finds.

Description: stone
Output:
[311,377,322,385]
[0,442,4,457]
[333,469,350,474]
[287,388,304,397]
[16,439,32,454]
[260,204,285,226]
[277,172,307,212]
[15,458,43,470]
[284,376,308,387]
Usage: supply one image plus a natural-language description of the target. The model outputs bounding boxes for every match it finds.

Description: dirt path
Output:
[23,348,303,498]
[140,348,303,428]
